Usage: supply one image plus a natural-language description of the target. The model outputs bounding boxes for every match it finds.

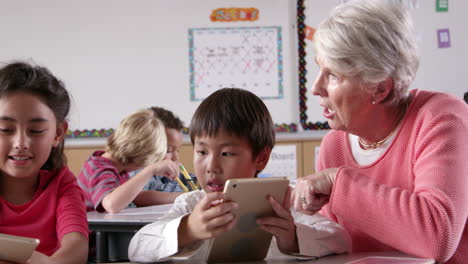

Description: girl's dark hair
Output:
[189,88,275,158]
[0,61,71,170]
[149,106,184,130]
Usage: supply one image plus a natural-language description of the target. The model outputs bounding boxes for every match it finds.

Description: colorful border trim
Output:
[275,123,298,133]
[297,0,330,130]
[67,124,297,139]
[184,124,297,134]
[66,129,114,139]
[178,124,297,135]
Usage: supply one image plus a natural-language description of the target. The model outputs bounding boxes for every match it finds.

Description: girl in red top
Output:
[0,62,88,263]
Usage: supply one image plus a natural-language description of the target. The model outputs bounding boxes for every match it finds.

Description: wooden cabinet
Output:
[302,141,322,175]
[64,147,98,176]
[64,131,327,177]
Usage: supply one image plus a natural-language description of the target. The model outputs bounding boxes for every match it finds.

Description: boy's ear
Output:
[255,147,271,171]
[53,121,68,147]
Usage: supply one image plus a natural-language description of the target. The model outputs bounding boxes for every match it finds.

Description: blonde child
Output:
[129,88,351,262]
[129,107,198,195]
[0,61,88,263]
[77,109,180,214]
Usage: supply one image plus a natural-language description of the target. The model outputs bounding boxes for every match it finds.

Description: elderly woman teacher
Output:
[293,0,468,263]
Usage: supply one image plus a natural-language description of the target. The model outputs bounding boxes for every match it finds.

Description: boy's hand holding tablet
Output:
[257,186,299,254]
[178,192,238,246]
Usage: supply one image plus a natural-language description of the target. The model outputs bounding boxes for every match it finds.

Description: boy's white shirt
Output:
[128,190,351,263]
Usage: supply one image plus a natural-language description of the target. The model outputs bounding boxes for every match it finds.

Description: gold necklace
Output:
[358,101,408,150]
[358,125,399,149]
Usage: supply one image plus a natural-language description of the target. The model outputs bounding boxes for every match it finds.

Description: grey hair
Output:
[314,0,419,105]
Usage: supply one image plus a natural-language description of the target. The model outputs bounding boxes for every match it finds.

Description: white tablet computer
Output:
[0,233,40,263]
[206,177,289,263]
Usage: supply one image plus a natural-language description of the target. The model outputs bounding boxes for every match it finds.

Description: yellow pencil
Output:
[179,164,198,190]
[175,177,189,192]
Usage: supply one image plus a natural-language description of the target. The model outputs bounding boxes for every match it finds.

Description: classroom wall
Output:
[0,0,299,131]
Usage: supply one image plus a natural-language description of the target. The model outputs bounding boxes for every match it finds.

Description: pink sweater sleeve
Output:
[318,98,468,262]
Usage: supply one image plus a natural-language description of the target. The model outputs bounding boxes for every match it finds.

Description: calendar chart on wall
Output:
[189,26,284,101]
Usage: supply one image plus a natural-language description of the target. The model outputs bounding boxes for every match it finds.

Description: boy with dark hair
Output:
[129,88,351,262]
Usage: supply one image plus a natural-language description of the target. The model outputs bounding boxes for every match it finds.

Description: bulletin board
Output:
[300,0,468,130]
[189,26,284,101]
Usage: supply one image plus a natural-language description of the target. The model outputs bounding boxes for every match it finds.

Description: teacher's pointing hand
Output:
[292,168,338,215]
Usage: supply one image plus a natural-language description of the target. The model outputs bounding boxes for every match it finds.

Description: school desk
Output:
[87,204,172,263]
[100,238,435,264]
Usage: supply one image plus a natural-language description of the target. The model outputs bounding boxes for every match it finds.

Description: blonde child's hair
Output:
[106,109,167,168]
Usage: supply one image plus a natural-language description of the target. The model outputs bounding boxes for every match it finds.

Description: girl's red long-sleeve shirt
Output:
[318,89,468,264]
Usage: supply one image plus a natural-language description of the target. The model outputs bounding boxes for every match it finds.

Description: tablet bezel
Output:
[0,233,40,263]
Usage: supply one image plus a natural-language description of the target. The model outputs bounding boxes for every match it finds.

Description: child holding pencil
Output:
[128,88,351,262]
[129,106,198,194]
[77,109,180,214]
[0,61,88,263]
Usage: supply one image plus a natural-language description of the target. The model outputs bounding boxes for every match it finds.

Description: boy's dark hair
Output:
[149,106,184,130]
[189,88,275,158]
[0,61,70,170]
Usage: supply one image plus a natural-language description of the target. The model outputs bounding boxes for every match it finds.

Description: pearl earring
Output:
[372,100,376,104]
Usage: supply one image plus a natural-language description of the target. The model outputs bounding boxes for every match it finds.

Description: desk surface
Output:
[102,252,434,264]
[87,211,163,224]
[87,204,172,224]
[101,241,435,264]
